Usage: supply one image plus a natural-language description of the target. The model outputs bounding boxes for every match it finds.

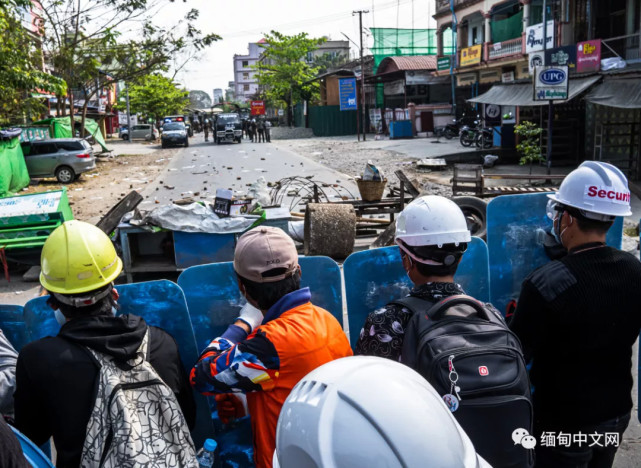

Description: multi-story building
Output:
[225,81,236,102]
[304,39,351,65]
[432,0,641,176]
[213,88,223,104]
[233,40,264,103]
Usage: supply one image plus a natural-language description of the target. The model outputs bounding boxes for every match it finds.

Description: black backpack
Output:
[393,294,533,468]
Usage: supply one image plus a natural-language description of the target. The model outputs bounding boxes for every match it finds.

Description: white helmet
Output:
[548,161,631,220]
[395,195,471,247]
[273,356,490,468]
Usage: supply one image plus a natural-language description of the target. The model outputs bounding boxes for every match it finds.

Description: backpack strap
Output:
[388,296,438,316]
[428,295,501,322]
[390,294,498,322]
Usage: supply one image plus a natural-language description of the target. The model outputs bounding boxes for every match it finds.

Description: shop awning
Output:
[584,78,641,109]
[467,76,601,106]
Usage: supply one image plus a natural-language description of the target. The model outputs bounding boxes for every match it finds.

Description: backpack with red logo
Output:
[394,295,533,468]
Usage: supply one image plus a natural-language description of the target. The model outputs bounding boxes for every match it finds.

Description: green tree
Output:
[0,0,66,125]
[254,31,325,126]
[312,52,349,75]
[40,0,220,133]
[127,74,188,122]
[514,121,544,173]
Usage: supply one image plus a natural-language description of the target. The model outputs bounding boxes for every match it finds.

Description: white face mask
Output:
[54,309,67,326]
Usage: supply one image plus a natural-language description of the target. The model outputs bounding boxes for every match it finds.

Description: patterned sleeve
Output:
[190,329,280,395]
[354,305,412,362]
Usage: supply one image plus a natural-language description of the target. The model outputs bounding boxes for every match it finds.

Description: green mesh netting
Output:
[370,28,454,106]
[370,28,454,71]
[490,11,523,43]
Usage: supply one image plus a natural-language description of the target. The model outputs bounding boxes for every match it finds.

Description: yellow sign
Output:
[460,45,482,67]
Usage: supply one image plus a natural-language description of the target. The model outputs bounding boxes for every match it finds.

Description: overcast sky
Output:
[158,0,438,96]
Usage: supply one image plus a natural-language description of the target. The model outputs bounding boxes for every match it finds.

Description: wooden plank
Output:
[370,222,396,248]
[96,191,144,235]
[394,170,420,197]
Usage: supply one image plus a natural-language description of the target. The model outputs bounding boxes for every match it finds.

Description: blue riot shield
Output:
[487,193,623,317]
[343,237,490,347]
[10,425,54,468]
[177,256,344,350]
[0,305,28,351]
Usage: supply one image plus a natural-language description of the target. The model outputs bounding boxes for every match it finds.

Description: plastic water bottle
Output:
[196,439,217,468]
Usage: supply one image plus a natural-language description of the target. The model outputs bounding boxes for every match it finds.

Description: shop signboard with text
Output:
[250,100,265,115]
[338,78,357,111]
[525,21,555,53]
[460,45,482,67]
[437,56,451,71]
[533,66,569,101]
[577,40,601,73]
[545,46,577,71]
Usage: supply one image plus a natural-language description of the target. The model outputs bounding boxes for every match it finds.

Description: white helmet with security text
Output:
[548,161,632,220]
[273,356,491,468]
[395,195,471,247]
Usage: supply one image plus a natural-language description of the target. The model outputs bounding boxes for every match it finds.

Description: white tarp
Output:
[134,203,255,234]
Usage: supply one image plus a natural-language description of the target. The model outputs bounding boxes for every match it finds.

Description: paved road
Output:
[141,132,358,210]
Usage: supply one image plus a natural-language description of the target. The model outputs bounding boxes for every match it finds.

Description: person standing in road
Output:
[355,196,532,468]
[14,221,197,468]
[257,118,265,143]
[249,118,257,143]
[265,119,272,142]
[191,226,352,468]
[510,161,641,468]
[204,118,210,142]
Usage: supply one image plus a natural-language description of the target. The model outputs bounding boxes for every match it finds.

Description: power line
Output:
[219,0,411,39]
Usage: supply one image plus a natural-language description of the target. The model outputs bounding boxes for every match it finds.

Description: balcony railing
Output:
[436,0,484,15]
[487,36,524,61]
[602,33,641,63]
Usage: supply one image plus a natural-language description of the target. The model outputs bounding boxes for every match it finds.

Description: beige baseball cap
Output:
[234,226,299,283]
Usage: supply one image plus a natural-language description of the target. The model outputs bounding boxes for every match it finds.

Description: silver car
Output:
[20,139,97,183]
[120,124,158,141]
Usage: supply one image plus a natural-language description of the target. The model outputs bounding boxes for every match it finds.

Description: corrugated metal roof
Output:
[585,78,641,109]
[467,76,600,106]
[377,56,437,73]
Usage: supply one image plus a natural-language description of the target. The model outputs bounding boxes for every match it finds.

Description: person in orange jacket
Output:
[191,226,352,468]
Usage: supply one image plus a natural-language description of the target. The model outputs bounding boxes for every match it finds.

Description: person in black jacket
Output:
[13,221,195,468]
[510,161,641,468]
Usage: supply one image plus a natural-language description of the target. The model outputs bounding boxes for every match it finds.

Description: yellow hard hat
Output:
[40,220,123,295]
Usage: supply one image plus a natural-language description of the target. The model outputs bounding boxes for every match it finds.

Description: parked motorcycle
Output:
[475,126,493,149]
[459,120,480,147]
[444,113,478,140]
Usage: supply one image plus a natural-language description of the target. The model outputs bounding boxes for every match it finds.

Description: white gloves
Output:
[237,303,264,333]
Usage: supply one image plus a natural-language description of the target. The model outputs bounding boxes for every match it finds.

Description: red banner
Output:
[251,100,265,115]
[577,40,601,73]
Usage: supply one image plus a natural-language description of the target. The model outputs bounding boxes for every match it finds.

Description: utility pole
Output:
[125,81,132,144]
[353,9,369,141]
[543,0,552,175]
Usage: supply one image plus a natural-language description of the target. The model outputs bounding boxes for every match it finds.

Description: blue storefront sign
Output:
[338,78,358,111]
